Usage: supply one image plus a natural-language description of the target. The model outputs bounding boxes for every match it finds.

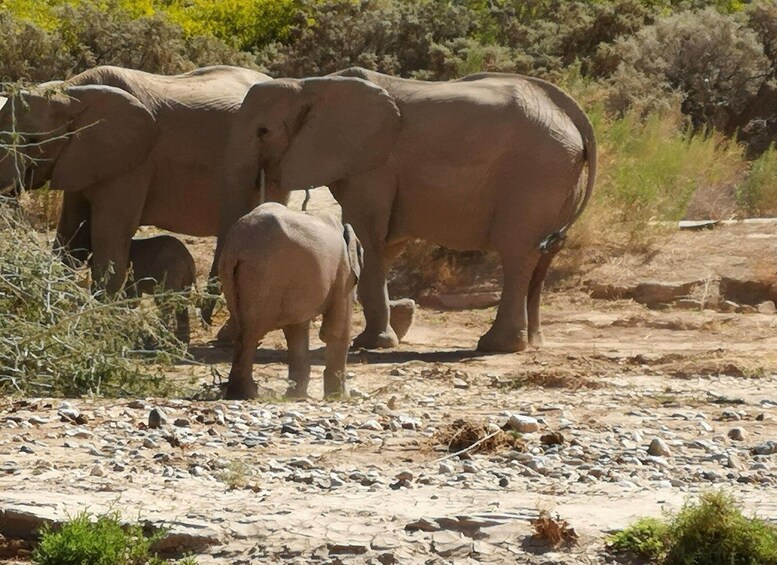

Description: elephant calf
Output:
[128,235,196,344]
[219,203,363,400]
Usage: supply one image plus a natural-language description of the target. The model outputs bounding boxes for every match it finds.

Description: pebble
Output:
[462,461,478,474]
[438,462,455,475]
[452,378,469,390]
[540,432,565,446]
[173,418,190,428]
[647,438,672,457]
[753,441,777,455]
[143,438,158,449]
[90,464,106,477]
[727,427,746,441]
[360,420,383,431]
[148,408,168,429]
[504,414,539,433]
[395,470,414,482]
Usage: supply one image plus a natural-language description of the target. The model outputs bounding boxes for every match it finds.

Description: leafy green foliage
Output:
[608,491,777,565]
[608,517,668,559]
[32,510,185,565]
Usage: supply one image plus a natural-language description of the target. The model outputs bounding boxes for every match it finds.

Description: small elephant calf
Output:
[128,235,196,343]
[219,203,363,400]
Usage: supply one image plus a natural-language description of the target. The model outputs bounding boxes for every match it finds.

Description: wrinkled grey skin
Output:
[0,65,270,302]
[218,203,363,401]
[127,235,196,344]
[218,68,596,354]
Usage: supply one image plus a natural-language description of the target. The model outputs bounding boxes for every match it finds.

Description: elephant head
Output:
[0,84,155,195]
[225,76,401,200]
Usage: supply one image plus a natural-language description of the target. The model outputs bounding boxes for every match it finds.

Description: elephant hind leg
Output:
[225,327,263,400]
[527,250,558,348]
[477,248,541,353]
[283,322,311,398]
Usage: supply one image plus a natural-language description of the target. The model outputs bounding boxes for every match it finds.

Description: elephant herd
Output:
[0,64,597,400]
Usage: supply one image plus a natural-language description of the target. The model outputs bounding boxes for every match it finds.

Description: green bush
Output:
[738,145,777,216]
[33,510,197,565]
[608,491,777,565]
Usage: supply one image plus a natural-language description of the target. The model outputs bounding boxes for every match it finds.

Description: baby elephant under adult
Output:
[128,235,196,344]
[219,203,363,400]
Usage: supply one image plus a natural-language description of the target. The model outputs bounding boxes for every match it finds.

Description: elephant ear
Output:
[279,77,401,191]
[343,223,363,283]
[52,85,155,192]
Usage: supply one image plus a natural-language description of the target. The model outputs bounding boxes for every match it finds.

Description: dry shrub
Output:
[499,369,606,391]
[17,188,63,230]
[435,419,524,454]
[531,509,579,548]
[0,199,187,397]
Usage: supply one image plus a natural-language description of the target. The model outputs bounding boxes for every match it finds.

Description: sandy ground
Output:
[1,190,776,563]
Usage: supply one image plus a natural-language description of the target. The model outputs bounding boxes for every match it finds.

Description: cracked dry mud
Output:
[1,190,777,564]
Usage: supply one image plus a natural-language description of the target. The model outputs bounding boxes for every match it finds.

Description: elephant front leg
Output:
[283,322,311,398]
[320,292,353,398]
[55,191,91,267]
[351,249,398,349]
[85,173,148,295]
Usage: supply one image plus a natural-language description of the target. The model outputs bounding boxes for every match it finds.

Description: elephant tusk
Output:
[0,96,7,111]
[259,168,265,203]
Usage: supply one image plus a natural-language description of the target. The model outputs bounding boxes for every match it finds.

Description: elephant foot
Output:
[477,328,528,353]
[225,379,258,400]
[389,299,416,342]
[215,317,237,344]
[284,386,309,400]
[529,330,544,348]
[352,329,399,349]
[323,370,348,399]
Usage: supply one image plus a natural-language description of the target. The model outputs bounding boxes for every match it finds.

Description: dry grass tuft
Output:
[531,509,579,548]
[435,419,524,454]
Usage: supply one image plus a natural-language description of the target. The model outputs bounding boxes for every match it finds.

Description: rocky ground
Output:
[1,191,776,564]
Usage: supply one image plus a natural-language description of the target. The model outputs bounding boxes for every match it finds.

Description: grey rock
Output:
[148,408,168,429]
[753,441,777,455]
[395,469,414,481]
[503,414,539,433]
[647,438,672,457]
[728,427,746,441]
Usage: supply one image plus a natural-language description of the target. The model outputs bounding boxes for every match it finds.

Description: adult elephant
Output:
[0,65,270,302]
[218,68,596,353]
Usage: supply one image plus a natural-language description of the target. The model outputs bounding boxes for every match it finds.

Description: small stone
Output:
[453,378,470,390]
[647,438,672,457]
[395,469,414,482]
[462,461,478,474]
[360,419,383,431]
[498,477,509,488]
[143,438,158,449]
[148,408,167,429]
[728,427,746,441]
[757,300,776,314]
[726,453,745,471]
[350,387,369,399]
[540,431,565,446]
[90,464,106,477]
[753,441,777,455]
[173,418,190,428]
[288,457,314,469]
[387,396,398,410]
[699,421,714,432]
[503,414,539,433]
[128,399,147,409]
[439,462,454,475]
[719,300,739,313]
[19,445,33,454]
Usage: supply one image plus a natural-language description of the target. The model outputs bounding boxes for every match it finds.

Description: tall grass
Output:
[738,145,777,216]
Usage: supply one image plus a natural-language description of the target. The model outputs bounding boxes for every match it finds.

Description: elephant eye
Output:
[257,127,269,139]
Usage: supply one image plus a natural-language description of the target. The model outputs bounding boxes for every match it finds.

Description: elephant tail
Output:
[526,78,597,255]
[219,254,242,333]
